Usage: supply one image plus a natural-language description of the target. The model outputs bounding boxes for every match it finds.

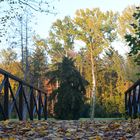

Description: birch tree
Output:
[74,8,117,120]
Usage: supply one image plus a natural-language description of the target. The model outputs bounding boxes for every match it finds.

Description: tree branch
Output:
[18,0,57,15]
[19,0,39,12]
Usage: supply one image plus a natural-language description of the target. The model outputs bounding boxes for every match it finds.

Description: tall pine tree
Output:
[47,57,88,120]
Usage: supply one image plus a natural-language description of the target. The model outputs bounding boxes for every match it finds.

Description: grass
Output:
[7,117,125,122]
[79,118,125,121]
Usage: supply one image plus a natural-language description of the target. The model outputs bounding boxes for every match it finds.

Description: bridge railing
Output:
[0,68,47,121]
[125,79,140,118]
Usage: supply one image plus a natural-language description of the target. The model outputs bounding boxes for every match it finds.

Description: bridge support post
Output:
[4,76,9,120]
[30,88,34,120]
[133,88,137,119]
[44,94,47,120]
[38,91,41,120]
[19,84,23,120]
[125,92,127,119]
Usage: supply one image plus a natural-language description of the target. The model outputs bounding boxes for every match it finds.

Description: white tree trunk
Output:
[90,48,96,121]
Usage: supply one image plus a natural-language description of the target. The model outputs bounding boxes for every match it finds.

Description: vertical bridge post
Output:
[30,88,34,120]
[19,83,23,120]
[4,75,9,120]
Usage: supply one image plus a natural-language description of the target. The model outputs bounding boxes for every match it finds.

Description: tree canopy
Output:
[125,7,140,65]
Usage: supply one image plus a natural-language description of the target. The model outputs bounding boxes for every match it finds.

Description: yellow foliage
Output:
[118,5,136,37]
[0,62,23,93]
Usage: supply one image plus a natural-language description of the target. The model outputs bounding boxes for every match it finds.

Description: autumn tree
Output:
[125,7,140,65]
[125,55,140,82]
[118,5,136,37]
[102,49,126,116]
[117,6,140,75]
[91,47,132,117]
[74,8,117,120]
[0,48,23,90]
[30,46,48,89]
[0,48,22,76]
[48,16,76,63]
[0,47,17,65]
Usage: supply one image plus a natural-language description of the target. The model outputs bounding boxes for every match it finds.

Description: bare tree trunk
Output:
[20,16,24,70]
[90,46,96,121]
[23,12,29,120]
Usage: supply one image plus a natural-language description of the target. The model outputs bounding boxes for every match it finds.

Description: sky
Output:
[33,0,139,55]
[36,0,140,38]
[0,0,140,55]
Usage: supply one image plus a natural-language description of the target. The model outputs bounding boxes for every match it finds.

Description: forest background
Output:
[0,0,140,119]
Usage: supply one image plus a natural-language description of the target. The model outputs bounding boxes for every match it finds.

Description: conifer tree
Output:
[47,57,88,120]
